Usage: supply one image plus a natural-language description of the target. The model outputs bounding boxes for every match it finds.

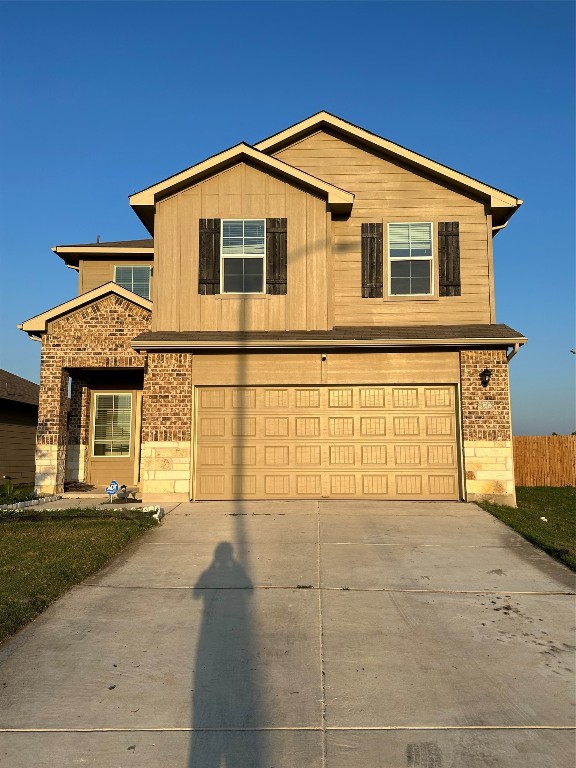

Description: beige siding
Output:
[154,162,328,332]
[0,403,38,484]
[79,259,153,295]
[191,350,459,387]
[275,130,491,326]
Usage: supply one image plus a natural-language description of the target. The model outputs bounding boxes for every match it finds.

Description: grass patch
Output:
[477,487,576,571]
[0,508,157,644]
[0,483,36,505]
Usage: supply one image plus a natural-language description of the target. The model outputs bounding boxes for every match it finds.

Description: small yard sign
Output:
[105,480,119,501]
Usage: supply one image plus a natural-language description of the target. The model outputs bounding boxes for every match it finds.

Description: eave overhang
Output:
[255,111,523,227]
[18,282,152,337]
[52,244,154,268]
[129,143,355,234]
[132,325,527,352]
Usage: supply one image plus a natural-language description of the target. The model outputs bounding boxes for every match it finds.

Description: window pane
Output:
[223,258,243,276]
[391,277,410,295]
[391,260,410,278]
[244,220,265,239]
[223,221,243,238]
[223,273,243,292]
[411,277,431,294]
[411,261,430,278]
[243,258,263,276]
[222,238,244,255]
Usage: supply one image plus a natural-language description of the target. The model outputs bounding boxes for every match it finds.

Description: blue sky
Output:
[0,1,574,435]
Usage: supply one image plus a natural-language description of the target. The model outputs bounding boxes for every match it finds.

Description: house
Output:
[0,369,40,485]
[19,112,526,505]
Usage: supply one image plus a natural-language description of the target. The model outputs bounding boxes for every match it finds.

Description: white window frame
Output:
[114,265,152,299]
[91,392,132,459]
[387,222,434,297]
[220,218,266,295]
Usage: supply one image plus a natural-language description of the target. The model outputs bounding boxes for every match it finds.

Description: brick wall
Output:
[142,353,193,443]
[460,349,511,441]
[140,353,194,500]
[460,349,516,506]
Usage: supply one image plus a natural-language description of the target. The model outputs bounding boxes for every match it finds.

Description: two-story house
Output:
[19,112,526,505]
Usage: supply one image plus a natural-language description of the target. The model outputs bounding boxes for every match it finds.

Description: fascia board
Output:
[254,111,522,211]
[18,282,152,334]
[128,143,354,211]
[131,337,527,351]
[53,246,154,255]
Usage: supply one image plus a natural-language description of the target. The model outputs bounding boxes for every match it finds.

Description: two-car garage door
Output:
[194,385,460,500]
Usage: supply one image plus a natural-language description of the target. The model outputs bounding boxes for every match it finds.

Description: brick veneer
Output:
[142,353,193,443]
[35,294,151,494]
[140,353,194,500]
[460,349,516,505]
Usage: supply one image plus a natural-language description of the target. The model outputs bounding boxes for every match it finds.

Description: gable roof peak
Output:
[254,111,522,227]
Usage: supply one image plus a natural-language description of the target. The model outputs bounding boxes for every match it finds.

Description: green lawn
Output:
[0,508,157,644]
[477,487,576,571]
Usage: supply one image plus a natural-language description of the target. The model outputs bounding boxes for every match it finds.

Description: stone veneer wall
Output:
[140,353,194,500]
[460,349,516,506]
[35,295,151,494]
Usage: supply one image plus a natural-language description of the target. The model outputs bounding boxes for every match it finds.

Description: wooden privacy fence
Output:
[513,436,576,487]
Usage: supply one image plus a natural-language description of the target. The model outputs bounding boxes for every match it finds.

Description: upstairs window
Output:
[221,219,265,293]
[388,222,433,296]
[114,265,151,299]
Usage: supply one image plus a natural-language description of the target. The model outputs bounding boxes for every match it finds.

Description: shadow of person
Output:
[188,542,265,767]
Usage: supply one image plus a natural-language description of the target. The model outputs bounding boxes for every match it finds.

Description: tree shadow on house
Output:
[188,541,266,767]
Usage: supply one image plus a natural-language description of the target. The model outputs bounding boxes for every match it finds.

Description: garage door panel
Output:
[195,386,459,500]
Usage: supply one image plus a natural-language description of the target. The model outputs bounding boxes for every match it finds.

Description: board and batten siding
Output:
[274,130,494,326]
[79,259,153,295]
[153,162,329,332]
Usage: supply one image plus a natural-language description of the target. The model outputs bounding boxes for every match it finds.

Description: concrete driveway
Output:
[0,500,574,767]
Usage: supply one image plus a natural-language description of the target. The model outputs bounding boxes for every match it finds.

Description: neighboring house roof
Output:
[132,324,527,350]
[253,112,522,228]
[18,282,153,336]
[52,239,155,268]
[129,142,355,233]
[0,369,39,406]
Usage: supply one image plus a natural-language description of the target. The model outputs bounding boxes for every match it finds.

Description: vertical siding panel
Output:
[326,209,334,330]
[154,196,179,331]
[180,191,201,329]
[286,191,307,330]
[306,195,328,330]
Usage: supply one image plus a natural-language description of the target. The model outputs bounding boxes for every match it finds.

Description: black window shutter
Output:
[361,223,383,298]
[198,218,221,295]
[266,218,287,295]
[438,222,461,296]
